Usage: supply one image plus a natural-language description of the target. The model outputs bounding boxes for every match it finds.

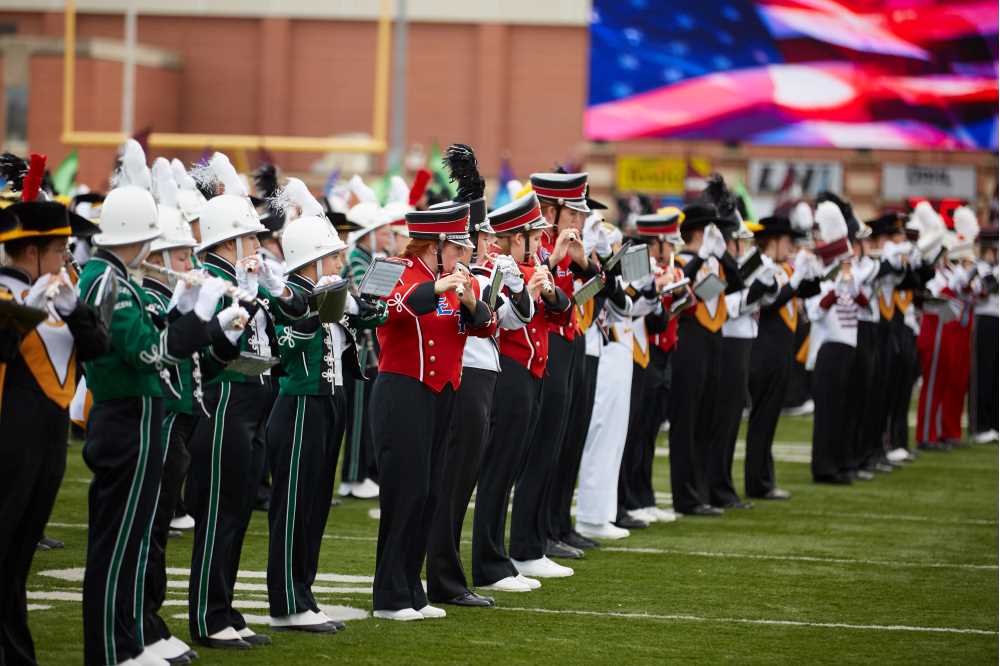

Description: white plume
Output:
[150,158,179,209]
[912,201,945,235]
[815,201,847,243]
[952,206,979,242]
[171,158,198,191]
[111,139,150,191]
[507,179,523,201]
[209,152,247,197]
[387,176,410,206]
[790,201,813,233]
[270,178,324,220]
[349,174,377,205]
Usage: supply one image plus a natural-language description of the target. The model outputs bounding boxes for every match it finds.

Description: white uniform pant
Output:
[575,342,634,525]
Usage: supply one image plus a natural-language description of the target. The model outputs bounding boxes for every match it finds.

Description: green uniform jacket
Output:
[275,273,387,396]
[78,249,213,402]
[200,252,309,385]
[141,276,237,415]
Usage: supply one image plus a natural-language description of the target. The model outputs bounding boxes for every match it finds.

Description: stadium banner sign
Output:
[748,160,843,196]
[881,164,976,200]
[616,156,693,194]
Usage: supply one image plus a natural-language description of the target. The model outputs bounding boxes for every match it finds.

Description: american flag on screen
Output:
[586,0,998,150]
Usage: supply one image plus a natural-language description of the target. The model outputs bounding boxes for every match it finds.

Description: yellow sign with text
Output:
[616,156,687,194]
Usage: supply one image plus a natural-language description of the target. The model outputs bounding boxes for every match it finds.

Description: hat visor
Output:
[195,226,263,254]
[94,228,162,247]
[447,236,475,249]
[150,238,198,252]
[69,211,100,238]
[564,200,591,214]
[528,218,554,231]
[284,243,348,273]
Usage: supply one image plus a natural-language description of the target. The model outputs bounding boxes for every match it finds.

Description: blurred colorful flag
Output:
[493,156,514,209]
[52,150,78,196]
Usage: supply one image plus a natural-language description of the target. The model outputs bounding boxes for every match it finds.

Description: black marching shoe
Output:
[439,591,496,607]
[687,504,724,517]
[562,530,600,550]
[195,637,251,650]
[545,539,584,560]
[814,472,853,485]
[722,500,753,509]
[614,514,649,529]
[240,632,272,646]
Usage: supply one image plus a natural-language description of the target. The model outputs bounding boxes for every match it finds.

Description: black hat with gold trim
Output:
[0,152,83,243]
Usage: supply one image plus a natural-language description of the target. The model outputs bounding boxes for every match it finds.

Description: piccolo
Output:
[141,262,258,304]
[454,262,469,298]
[533,254,555,295]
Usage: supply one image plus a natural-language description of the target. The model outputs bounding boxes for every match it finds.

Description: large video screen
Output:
[586,1,998,151]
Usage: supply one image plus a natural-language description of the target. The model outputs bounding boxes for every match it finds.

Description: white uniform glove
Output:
[194,276,229,321]
[24,275,53,310]
[315,274,343,289]
[51,269,78,316]
[258,257,287,297]
[235,257,259,294]
[169,278,201,314]
[582,215,601,256]
[494,256,524,294]
[216,304,250,345]
[699,224,725,259]
[595,226,613,258]
[790,249,812,289]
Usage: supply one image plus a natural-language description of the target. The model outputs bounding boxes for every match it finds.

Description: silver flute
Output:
[533,254,555,295]
[141,261,257,303]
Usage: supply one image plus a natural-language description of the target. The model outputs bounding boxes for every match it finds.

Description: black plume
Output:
[0,153,28,192]
[253,163,280,200]
[443,143,485,203]
[700,173,736,217]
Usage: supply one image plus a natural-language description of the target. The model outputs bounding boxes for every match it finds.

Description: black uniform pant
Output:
[82,397,164,666]
[745,321,794,497]
[888,325,919,450]
[472,359,542,586]
[370,372,455,611]
[634,346,671,509]
[861,319,894,462]
[266,391,346,617]
[186,380,270,639]
[812,342,855,480]
[784,320,812,408]
[343,366,378,484]
[847,321,878,470]
[708,337,753,507]
[618,362,648,515]
[971,314,998,435]
[510,334,575,561]
[142,411,195,647]
[427,368,497,601]
[548,335,594,540]
[669,320,722,513]
[0,389,68,666]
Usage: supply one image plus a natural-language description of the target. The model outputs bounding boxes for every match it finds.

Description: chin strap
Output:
[436,234,445,279]
[315,258,324,283]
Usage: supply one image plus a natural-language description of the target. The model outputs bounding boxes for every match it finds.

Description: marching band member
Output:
[744,213,819,499]
[515,172,597,564]
[970,226,998,443]
[426,146,525,607]
[617,215,679,526]
[0,157,108,665]
[669,199,744,516]
[77,141,243,665]
[266,179,385,632]
[472,192,571,589]
[370,203,494,621]
[185,153,308,650]
[139,159,243,664]
[340,179,394,500]
[806,201,866,484]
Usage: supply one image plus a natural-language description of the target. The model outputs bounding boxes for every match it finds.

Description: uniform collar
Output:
[287,272,315,292]
[142,275,173,297]
[203,252,237,280]
[414,256,436,280]
[0,265,32,285]
[93,248,129,277]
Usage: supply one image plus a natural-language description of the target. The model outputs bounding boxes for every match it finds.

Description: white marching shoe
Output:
[271,610,336,632]
[512,556,573,578]
[644,506,678,523]
[576,521,630,541]
[169,514,195,530]
[516,574,541,590]
[373,608,424,621]
[628,508,657,523]
[130,649,169,666]
[145,637,191,662]
[480,575,532,592]
[886,448,911,463]
[417,605,447,619]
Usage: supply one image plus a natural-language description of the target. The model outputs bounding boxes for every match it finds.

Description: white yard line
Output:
[493,606,996,636]
[602,547,997,571]
[785,510,997,527]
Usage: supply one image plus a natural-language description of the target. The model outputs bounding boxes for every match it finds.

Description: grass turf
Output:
[27,413,999,664]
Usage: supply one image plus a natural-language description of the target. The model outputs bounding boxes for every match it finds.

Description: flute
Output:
[533,254,555,296]
[454,262,469,298]
[141,261,258,304]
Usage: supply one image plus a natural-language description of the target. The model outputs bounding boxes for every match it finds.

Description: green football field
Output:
[27,413,999,664]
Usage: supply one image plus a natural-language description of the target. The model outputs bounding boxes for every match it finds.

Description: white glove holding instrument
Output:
[790,249,813,289]
[169,277,200,314]
[194,276,229,322]
[24,274,53,310]
[217,303,250,345]
[698,224,726,260]
[494,255,524,294]
[50,269,78,316]
[235,256,259,294]
[258,257,288,297]
[595,225,613,258]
